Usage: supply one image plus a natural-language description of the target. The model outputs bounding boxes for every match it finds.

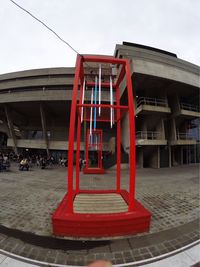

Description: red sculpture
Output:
[52,55,151,237]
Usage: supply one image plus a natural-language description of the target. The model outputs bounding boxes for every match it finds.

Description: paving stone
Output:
[44,249,58,263]
[88,244,110,254]
[28,247,40,260]
[55,251,68,264]
[151,250,162,257]
[95,253,107,260]
[128,236,152,249]
[114,258,125,264]
[0,164,199,265]
[75,260,86,266]
[19,244,33,258]
[85,254,96,264]
[134,255,143,261]
[11,243,25,255]
[141,252,152,259]
[101,252,114,261]
[132,249,141,257]
[147,245,159,252]
[110,239,130,252]
[113,252,124,259]
[139,247,149,254]
[0,164,199,238]
[124,256,134,263]
[35,248,49,262]
[123,250,133,258]
[0,234,7,244]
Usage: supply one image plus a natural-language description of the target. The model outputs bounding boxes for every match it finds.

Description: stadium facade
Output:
[0,42,199,168]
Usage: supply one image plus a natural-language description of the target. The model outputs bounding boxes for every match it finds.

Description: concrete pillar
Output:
[170,118,177,140]
[4,105,18,154]
[172,146,178,166]
[109,137,115,154]
[194,145,197,164]
[161,119,165,139]
[121,113,130,153]
[141,123,147,139]
[149,147,160,168]
[188,145,191,164]
[137,147,143,168]
[156,119,165,139]
[181,146,183,165]
[158,146,160,168]
[40,103,49,156]
[169,146,172,168]
[169,93,180,115]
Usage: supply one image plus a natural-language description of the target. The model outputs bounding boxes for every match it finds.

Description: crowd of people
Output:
[0,150,89,172]
[0,151,58,172]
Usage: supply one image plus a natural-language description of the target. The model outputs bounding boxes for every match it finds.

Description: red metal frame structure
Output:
[52,55,151,237]
[83,129,105,174]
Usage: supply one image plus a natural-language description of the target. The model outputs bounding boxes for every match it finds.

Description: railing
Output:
[180,102,199,112]
[136,97,168,108]
[176,132,194,140]
[136,131,162,140]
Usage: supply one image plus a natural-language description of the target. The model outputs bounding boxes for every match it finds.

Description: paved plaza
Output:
[0,163,199,265]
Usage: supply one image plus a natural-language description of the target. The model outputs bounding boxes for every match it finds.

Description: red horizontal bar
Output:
[77,104,128,109]
[82,55,126,65]
[86,82,115,88]
[84,118,116,122]
[79,189,117,194]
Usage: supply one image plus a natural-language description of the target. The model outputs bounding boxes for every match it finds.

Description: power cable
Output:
[9,0,81,56]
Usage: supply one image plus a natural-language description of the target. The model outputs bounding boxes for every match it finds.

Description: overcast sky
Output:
[0,0,200,74]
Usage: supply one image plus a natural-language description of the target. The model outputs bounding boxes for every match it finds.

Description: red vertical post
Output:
[67,55,82,213]
[85,130,89,169]
[75,81,84,193]
[98,142,100,169]
[100,131,102,169]
[125,60,136,211]
[75,116,81,193]
[116,87,121,193]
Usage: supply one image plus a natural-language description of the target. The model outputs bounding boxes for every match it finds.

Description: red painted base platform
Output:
[52,190,151,238]
[83,167,105,174]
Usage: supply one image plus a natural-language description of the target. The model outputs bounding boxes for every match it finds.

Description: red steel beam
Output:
[67,55,82,213]
[125,59,136,211]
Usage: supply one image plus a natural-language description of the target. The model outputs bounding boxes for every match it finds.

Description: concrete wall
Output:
[115,44,200,88]
[0,90,112,104]
[7,138,110,151]
[121,113,130,153]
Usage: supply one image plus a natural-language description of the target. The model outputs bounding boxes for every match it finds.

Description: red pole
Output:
[116,86,121,193]
[100,131,102,169]
[75,79,84,193]
[75,114,81,194]
[125,60,136,211]
[86,130,89,169]
[98,141,100,169]
[67,55,82,213]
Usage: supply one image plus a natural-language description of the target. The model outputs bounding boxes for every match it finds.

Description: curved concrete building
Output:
[0,42,199,167]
